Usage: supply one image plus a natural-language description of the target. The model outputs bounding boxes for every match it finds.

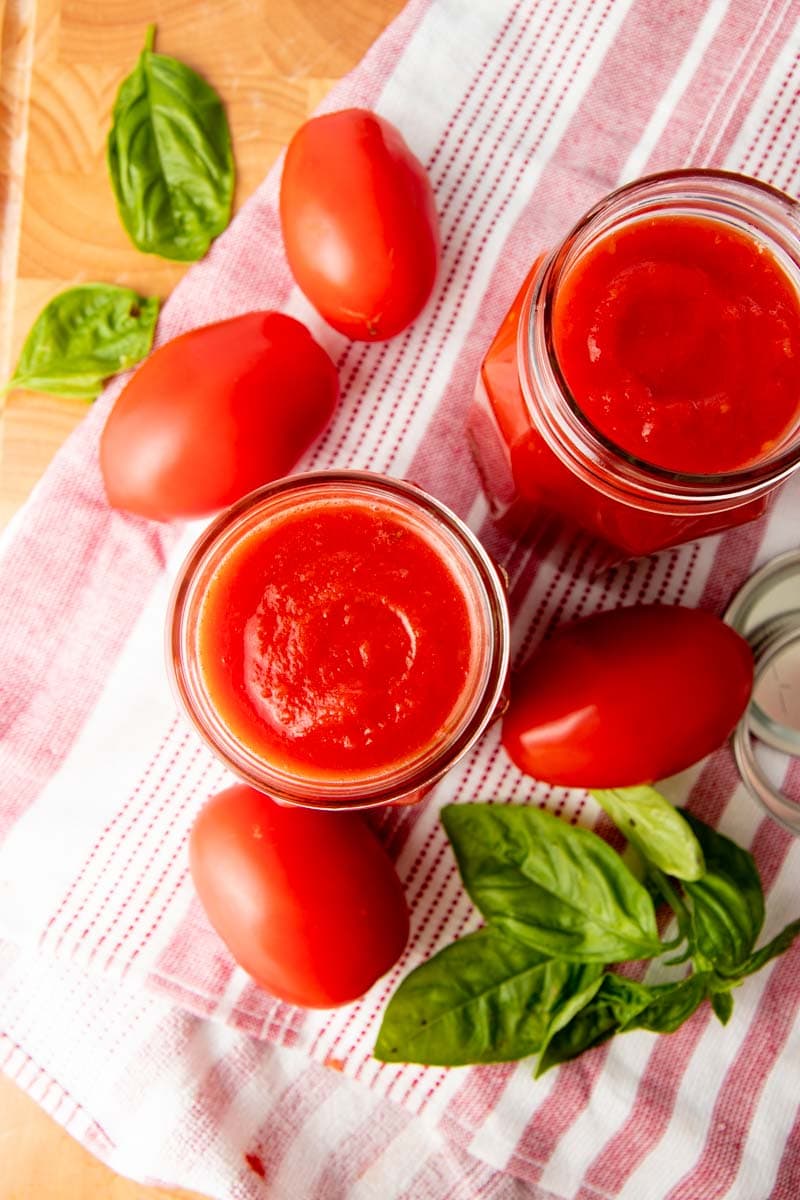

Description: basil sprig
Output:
[108,26,234,261]
[375,795,800,1074]
[6,284,160,400]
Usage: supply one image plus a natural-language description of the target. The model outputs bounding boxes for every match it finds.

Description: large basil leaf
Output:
[7,285,159,400]
[108,26,234,261]
[374,927,604,1066]
[536,973,655,1076]
[441,805,661,963]
[682,815,764,973]
[718,917,800,981]
[591,787,705,881]
[623,972,710,1033]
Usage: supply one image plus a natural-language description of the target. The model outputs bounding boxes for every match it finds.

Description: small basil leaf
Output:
[623,972,710,1034]
[591,786,705,881]
[374,927,603,1066]
[536,973,655,1076]
[537,965,609,1058]
[683,815,764,973]
[7,285,160,400]
[718,917,800,981]
[441,805,661,963]
[711,989,734,1025]
[108,25,234,261]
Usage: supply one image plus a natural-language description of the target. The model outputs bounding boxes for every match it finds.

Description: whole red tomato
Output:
[189,784,410,1008]
[280,108,440,340]
[502,605,753,788]
[100,312,338,521]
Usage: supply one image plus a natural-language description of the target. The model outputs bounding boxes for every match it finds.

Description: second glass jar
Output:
[469,170,800,558]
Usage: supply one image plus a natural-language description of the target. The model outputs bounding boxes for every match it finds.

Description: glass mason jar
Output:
[168,471,510,810]
[468,170,800,558]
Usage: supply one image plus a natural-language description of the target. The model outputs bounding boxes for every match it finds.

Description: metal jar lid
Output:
[724,550,800,834]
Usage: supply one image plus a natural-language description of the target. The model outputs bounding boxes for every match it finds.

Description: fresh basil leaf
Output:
[108,25,234,261]
[683,815,764,973]
[621,841,648,884]
[646,866,694,963]
[591,787,705,881]
[718,917,800,981]
[441,805,661,963]
[540,964,609,1054]
[374,927,604,1066]
[711,989,734,1025]
[623,972,710,1034]
[7,285,160,401]
[536,973,654,1076]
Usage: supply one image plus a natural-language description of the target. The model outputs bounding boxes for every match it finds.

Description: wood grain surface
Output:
[0,1,405,1196]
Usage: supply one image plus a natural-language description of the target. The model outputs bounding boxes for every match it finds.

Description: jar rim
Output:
[166,470,510,810]
[520,169,800,512]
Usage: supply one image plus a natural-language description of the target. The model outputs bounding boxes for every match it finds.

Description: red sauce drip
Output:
[244,1153,266,1178]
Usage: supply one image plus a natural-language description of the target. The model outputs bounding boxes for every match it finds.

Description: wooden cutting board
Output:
[0,0,405,526]
[0,2,404,1197]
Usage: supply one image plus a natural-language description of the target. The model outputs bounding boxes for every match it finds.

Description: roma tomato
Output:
[100,312,338,521]
[502,605,753,788]
[280,109,439,340]
[189,784,410,1008]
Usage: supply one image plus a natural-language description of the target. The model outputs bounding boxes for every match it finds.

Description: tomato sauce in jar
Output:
[469,171,800,558]
[168,472,509,809]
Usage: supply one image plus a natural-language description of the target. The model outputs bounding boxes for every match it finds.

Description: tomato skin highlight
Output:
[100,311,338,521]
[502,605,753,788]
[280,108,440,340]
[189,784,410,1008]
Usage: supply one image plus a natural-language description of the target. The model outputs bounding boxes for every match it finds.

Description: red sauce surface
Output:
[552,215,800,473]
[198,499,476,780]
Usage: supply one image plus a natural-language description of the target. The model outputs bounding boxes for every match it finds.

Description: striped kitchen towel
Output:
[2,1,800,1196]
